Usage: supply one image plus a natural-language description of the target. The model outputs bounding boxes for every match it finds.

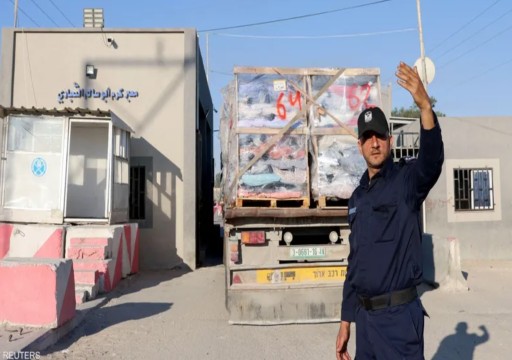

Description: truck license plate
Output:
[289,246,326,259]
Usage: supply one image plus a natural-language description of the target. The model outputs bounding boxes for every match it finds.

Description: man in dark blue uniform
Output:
[336,62,444,360]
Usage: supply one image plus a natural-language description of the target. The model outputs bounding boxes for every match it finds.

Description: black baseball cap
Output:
[357,107,389,139]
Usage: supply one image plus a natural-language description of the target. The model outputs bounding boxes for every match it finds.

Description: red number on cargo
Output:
[347,84,372,110]
[277,92,287,120]
[276,91,302,120]
[288,91,302,111]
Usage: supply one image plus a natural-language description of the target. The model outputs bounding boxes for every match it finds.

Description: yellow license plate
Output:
[256,266,347,284]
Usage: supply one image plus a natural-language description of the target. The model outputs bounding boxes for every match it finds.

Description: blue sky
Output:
[1,0,511,170]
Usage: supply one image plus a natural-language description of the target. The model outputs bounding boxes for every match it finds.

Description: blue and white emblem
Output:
[31,157,47,177]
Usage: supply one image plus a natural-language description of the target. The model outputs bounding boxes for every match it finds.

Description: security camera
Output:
[106,37,118,49]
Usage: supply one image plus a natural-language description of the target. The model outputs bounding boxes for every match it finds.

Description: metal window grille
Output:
[129,166,145,220]
[453,168,494,211]
[390,124,420,161]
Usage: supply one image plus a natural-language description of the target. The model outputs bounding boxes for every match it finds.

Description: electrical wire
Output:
[28,0,59,27]
[198,0,391,32]
[429,0,502,53]
[7,0,41,27]
[47,0,76,27]
[20,28,38,107]
[439,23,512,69]
[435,7,512,60]
[452,57,512,87]
[212,27,415,39]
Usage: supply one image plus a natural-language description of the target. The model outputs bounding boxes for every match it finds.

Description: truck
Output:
[220,66,385,324]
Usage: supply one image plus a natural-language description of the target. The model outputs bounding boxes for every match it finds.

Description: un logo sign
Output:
[31,157,47,177]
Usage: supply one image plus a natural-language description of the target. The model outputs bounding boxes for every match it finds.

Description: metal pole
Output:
[416,0,428,90]
[416,0,429,233]
[14,0,19,27]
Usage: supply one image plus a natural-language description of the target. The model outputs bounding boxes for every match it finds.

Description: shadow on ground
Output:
[431,321,489,360]
[41,302,172,355]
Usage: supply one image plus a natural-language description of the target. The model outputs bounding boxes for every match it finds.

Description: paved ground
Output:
[27,260,512,360]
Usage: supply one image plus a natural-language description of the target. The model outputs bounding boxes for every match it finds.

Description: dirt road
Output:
[39,261,512,359]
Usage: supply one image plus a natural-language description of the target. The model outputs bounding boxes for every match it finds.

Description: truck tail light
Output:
[241,231,266,245]
[230,243,240,263]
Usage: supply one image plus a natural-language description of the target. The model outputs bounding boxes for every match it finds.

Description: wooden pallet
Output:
[316,196,349,209]
[236,196,310,209]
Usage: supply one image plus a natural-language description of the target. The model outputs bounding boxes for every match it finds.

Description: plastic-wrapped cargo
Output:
[309,71,380,128]
[237,72,306,129]
[312,135,366,200]
[238,133,308,199]
[220,67,382,208]
[309,69,381,203]
[220,81,237,206]
[221,68,309,207]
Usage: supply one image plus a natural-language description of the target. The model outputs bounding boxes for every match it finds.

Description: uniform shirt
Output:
[341,113,444,322]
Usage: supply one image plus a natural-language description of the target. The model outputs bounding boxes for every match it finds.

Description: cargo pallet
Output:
[236,196,310,209]
[316,196,349,209]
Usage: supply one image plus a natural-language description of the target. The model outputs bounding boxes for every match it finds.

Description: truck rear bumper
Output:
[227,283,343,325]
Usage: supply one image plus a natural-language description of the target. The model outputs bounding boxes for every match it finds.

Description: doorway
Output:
[65,121,110,219]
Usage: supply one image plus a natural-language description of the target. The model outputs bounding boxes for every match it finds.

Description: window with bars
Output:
[129,166,146,220]
[453,168,494,211]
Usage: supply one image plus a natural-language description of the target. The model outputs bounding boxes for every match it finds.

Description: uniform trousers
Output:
[355,298,426,360]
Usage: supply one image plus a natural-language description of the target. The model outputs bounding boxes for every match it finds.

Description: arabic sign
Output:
[57,83,139,104]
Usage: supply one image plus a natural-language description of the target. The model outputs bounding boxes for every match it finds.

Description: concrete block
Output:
[1,224,65,259]
[75,290,88,305]
[0,223,13,259]
[74,269,100,285]
[440,237,469,292]
[422,234,469,291]
[0,258,76,328]
[124,223,139,274]
[65,224,135,292]
[73,259,119,293]
[64,226,122,261]
[422,233,448,285]
[121,226,131,278]
[67,246,110,260]
[75,283,99,300]
[69,237,111,248]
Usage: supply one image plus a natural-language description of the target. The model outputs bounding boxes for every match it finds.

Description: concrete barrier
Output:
[0,223,13,258]
[123,224,139,276]
[0,258,76,328]
[422,234,468,291]
[0,224,65,259]
[441,237,469,292]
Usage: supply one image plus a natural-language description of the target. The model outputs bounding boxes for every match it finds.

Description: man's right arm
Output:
[336,320,352,360]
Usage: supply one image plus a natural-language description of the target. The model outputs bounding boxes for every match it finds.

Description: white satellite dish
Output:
[414,56,435,85]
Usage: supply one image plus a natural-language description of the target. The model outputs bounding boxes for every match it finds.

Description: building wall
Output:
[0,28,212,269]
[406,116,512,260]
